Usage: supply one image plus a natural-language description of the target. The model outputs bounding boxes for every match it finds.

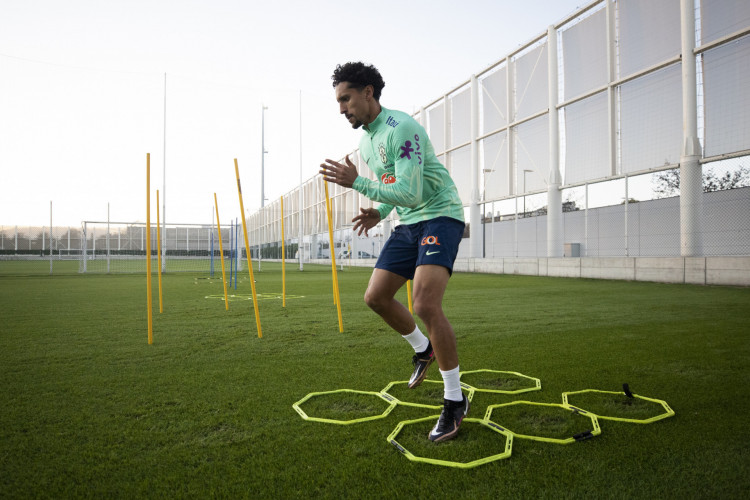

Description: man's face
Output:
[335,82,370,129]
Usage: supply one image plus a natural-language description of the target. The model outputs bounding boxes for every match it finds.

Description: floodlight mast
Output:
[261,104,268,208]
[299,90,304,271]
[679,0,703,256]
[260,104,269,269]
[162,72,167,272]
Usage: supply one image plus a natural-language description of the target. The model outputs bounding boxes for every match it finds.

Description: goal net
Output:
[78,221,245,274]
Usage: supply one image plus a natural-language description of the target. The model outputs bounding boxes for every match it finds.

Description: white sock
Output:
[402,326,430,354]
[440,366,463,402]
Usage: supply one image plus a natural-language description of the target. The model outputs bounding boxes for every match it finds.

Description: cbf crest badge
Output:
[378,143,387,164]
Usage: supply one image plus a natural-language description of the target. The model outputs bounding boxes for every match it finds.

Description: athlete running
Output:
[319,62,468,442]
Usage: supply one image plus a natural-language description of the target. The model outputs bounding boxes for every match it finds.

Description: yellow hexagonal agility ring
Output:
[387,416,513,469]
[562,386,675,424]
[380,379,475,410]
[459,369,541,394]
[484,400,601,444]
[292,389,397,425]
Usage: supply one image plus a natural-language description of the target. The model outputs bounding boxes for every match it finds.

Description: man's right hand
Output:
[352,207,381,237]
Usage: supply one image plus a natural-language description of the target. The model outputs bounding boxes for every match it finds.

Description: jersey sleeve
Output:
[376,203,394,220]
[351,120,424,209]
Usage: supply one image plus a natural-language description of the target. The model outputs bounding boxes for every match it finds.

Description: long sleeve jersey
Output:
[351,106,464,225]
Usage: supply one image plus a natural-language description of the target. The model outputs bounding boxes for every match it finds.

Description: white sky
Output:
[0,0,585,228]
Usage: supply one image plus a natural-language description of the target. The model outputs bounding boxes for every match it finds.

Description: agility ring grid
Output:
[292,374,674,469]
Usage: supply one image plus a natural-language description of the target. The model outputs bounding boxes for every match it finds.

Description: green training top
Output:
[351,106,464,225]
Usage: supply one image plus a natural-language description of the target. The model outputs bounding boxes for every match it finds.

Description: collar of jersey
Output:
[364,106,389,135]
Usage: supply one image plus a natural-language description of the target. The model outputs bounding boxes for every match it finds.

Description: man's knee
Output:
[413,297,441,321]
[364,289,387,313]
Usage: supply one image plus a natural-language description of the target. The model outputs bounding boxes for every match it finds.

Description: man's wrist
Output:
[352,175,365,192]
[376,206,388,221]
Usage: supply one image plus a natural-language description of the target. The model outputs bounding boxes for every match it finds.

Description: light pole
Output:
[260,105,268,268]
[162,73,167,272]
[261,104,268,208]
[523,169,533,215]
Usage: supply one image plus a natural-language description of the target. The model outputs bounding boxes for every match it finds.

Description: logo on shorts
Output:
[421,236,440,246]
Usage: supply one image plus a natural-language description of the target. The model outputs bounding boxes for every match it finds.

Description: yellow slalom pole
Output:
[324,182,343,332]
[214,193,230,311]
[146,153,153,345]
[329,195,342,309]
[280,196,286,308]
[406,280,413,314]
[234,159,263,338]
[326,190,338,305]
[156,190,164,313]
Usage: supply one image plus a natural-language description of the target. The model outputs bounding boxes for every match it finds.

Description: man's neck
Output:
[364,102,383,130]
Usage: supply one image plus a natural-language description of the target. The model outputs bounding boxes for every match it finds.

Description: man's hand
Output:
[319,155,358,188]
[352,207,381,237]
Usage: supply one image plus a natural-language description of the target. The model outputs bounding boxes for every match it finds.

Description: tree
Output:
[653,165,750,198]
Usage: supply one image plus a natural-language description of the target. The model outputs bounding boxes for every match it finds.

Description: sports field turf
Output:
[1,263,748,498]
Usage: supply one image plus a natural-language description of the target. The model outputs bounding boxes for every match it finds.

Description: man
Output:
[319,62,468,442]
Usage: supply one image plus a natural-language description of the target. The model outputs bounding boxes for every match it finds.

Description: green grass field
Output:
[1,263,748,498]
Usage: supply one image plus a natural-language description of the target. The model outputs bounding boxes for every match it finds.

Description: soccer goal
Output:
[78,220,244,274]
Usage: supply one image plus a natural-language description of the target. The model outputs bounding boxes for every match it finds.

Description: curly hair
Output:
[331,62,385,101]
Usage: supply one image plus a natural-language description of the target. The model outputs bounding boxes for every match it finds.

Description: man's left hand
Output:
[319,155,358,188]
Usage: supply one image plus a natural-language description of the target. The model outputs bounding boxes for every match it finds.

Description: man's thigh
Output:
[366,267,408,301]
[412,264,451,306]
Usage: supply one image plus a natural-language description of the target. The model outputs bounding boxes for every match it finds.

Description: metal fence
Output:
[247,0,750,260]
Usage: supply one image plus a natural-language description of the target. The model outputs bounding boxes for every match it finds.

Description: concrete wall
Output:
[308,255,750,286]
[452,256,750,286]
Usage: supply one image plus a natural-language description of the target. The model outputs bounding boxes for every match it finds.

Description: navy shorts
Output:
[375,216,465,280]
